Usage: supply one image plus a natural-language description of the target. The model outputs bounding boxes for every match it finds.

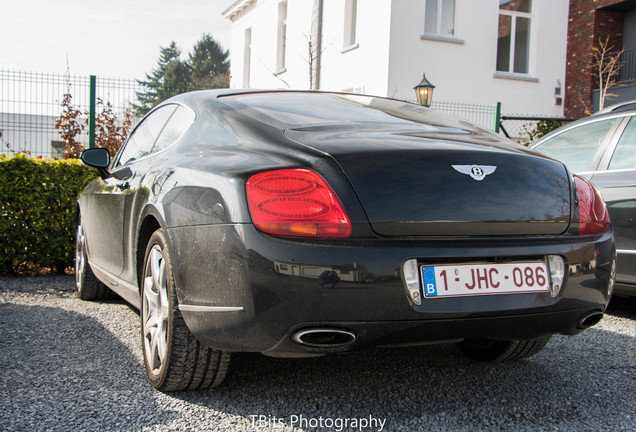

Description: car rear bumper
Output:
[166,224,614,354]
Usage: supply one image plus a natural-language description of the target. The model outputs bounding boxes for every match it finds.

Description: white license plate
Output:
[421,261,550,298]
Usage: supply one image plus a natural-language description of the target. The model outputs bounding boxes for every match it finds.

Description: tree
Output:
[55,95,132,159]
[306,1,326,89]
[55,94,84,159]
[134,35,230,116]
[134,42,182,115]
[189,34,230,88]
[593,36,623,111]
[156,60,194,103]
[93,99,133,157]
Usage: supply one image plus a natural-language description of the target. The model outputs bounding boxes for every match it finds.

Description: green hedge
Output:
[0,154,98,275]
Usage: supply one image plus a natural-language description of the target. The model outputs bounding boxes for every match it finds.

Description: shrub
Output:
[55,94,132,159]
[524,119,567,143]
[0,154,98,275]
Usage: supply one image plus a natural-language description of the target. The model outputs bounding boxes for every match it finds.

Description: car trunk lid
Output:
[285,127,571,237]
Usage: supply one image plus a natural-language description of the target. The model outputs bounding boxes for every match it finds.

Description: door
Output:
[83,105,177,277]
[590,116,636,284]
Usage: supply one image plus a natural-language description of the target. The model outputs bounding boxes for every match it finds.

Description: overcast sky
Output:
[1,0,235,80]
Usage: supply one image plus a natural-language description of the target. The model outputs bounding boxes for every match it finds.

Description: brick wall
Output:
[565,0,624,118]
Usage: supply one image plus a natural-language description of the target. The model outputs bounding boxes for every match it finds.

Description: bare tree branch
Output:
[593,36,623,110]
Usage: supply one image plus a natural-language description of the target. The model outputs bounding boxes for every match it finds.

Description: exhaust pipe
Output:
[577,311,604,329]
[292,328,356,348]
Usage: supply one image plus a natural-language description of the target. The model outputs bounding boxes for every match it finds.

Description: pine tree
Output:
[158,60,194,102]
[133,41,182,115]
[133,35,230,116]
[189,34,230,89]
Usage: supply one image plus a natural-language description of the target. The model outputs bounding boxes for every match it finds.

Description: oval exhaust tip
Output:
[292,328,356,348]
[577,311,604,329]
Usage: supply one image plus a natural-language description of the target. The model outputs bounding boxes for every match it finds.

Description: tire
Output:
[457,336,551,362]
[75,216,114,300]
[141,229,230,392]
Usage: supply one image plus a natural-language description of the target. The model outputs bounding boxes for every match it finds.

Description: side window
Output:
[534,119,617,172]
[152,106,196,154]
[117,105,176,165]
[609,117,636,170]
[425,0,456,37]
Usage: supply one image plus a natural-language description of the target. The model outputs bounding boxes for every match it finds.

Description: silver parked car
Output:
[532,107,636,297]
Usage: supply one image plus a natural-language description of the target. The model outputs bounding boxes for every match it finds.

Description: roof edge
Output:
[222,0,258,21]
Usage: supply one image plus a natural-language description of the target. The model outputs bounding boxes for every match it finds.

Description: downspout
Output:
[311,0,323,90]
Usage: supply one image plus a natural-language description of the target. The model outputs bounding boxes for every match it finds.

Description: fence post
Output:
[89,75,96,149]
[494,102,501,133]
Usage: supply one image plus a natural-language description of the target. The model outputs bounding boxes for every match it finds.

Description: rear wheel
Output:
[141,229,230,391]
[75,216,113,300]
[457,336,551,362]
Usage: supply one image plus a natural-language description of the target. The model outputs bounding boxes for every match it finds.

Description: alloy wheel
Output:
[142,246,170,373]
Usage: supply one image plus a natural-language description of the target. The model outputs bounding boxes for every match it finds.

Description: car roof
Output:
[532,109,635,148]
[592,100,636,116]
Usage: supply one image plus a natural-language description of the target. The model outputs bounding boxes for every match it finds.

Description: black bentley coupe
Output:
[76,90,615,391]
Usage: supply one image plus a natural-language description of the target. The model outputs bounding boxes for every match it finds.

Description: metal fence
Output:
[401,98,498,131]
[1,69,573,157]
[400,98,573,144]
[499,116,576,145]
[431,100,499,131]
[618,48,636,84]
[0,70,142,158]
[498,116,543,145]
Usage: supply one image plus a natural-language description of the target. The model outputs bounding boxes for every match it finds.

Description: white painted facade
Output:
[223,0,569,116]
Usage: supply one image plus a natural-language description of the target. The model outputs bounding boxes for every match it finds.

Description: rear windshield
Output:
[219,92,439,129]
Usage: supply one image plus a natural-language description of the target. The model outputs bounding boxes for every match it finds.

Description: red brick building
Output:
[566,0,636,118]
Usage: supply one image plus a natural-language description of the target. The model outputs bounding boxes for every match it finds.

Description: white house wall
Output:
[387,0,569,115]
[318,0,392,95]
[227,0,392,93]
[226,0,315,90]
[226,0,569,116]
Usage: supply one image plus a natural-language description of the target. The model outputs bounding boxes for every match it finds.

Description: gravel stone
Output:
[0,275,634,432]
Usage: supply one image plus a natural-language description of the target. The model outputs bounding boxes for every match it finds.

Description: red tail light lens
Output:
[574,175,610,234]
[246,169,352,237]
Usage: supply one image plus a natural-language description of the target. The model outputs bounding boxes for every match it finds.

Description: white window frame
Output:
[421,0,463,44]
[496,1,534,76]
[343,0,358,52]
[424,0,455,36]
[276,1,287,74]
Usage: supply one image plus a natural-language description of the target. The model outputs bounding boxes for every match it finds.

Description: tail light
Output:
[574,175,610,234]
[246,169,352,237]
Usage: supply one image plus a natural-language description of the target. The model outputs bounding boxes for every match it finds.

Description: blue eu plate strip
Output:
[422,266,437,297]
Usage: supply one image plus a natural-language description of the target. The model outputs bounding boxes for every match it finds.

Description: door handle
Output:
[116,180,130,190]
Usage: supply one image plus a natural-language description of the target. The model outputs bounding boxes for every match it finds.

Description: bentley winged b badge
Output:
[452,165,497,181]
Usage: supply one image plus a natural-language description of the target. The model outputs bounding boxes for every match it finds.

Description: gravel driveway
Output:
[1,275,634,432]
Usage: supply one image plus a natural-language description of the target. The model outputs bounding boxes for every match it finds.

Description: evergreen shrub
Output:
[0,154,97,274]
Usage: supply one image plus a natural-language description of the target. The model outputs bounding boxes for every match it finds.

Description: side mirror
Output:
[80,148,111,178]
[80,148,111,169]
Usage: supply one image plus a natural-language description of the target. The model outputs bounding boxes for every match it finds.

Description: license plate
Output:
[421,261,550,298]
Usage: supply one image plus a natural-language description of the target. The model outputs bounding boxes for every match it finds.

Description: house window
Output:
[343,0,357,49]
[496,0,532,74]
[424,0,455,36]
[276,2,287,73]
[243,28,251,88]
